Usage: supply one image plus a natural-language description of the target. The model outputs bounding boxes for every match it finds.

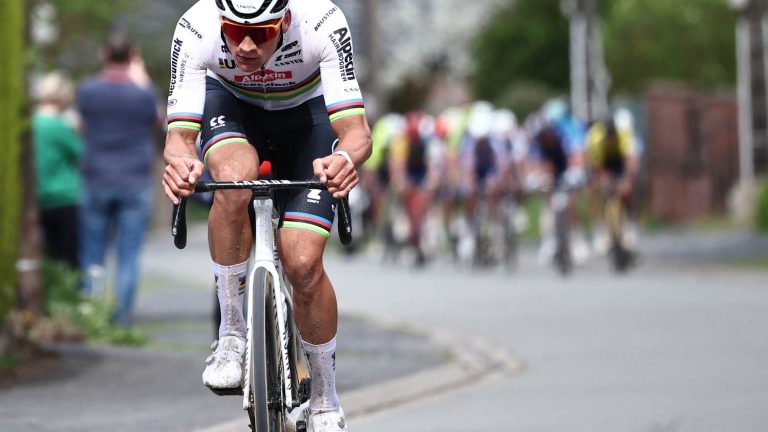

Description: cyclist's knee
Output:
[283,249,324,294]
[212,188,252,214]
[280,233,326,292]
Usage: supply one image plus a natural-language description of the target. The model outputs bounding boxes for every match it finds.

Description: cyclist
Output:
[525,99,589,266]
[585,109,641,255]
[162,1,371,429]
[362,112,403,250]
[456,101,509,265]
[388,111,436,266]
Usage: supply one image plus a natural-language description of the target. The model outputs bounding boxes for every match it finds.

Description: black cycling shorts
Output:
[201,77,337,238]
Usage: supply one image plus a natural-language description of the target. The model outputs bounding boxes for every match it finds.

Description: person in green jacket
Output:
[33,71,83,269]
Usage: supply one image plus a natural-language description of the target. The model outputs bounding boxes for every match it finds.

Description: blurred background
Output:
[1,0,768,431]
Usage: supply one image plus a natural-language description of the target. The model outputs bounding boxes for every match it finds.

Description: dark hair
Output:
[104,33,134,64]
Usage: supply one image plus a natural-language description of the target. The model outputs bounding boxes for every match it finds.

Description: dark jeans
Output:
[40,205,79,269]
[80,186,153,326]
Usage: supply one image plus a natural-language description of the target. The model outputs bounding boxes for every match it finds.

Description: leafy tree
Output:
[471,0,737,109]
[602,0,736,93]
[472,0,570,106]
[29,0,143,76]
[0,0,25,330]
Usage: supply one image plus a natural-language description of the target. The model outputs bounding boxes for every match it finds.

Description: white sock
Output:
[213,261,248,339]
[302,336,341,413]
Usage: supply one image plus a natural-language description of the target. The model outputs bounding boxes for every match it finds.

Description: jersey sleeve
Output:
[166,12,208,133]
[310,7,366,123]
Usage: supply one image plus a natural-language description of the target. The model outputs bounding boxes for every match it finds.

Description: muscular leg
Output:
[206,143,260,265]
[278,228,341,413]
[278,228,336,344]
[206,142,260,340]
[201,141,261,389]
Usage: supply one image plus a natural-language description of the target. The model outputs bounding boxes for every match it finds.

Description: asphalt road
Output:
[334,233,768,432]
[1,226,767,432]
[0,224,446,432]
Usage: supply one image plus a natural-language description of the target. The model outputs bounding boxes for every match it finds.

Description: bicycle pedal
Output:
[207,386,243,396]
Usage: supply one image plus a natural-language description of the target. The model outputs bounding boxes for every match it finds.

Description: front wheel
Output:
[553,204,572,276]
[247,267,284,432]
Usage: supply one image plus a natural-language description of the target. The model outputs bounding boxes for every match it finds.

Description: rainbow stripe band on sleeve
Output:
[167,113,204,131]
[280,212,332,237]
[327,99,365,123]
[201,132,249,163]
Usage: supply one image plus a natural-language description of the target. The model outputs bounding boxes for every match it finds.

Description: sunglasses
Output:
[220,16,284,45]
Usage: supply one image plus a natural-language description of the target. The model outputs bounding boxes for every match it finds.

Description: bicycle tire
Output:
[247,267,284,432]
[502,201,519,270]
[554,205,573,276]
[605,198,629,273]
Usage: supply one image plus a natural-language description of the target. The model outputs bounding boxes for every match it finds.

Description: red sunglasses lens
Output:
[222,24,246,43]
[222,22,280,45]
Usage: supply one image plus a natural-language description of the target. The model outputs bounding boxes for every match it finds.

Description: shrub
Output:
[41,261,146,346]
[756,178,768,232]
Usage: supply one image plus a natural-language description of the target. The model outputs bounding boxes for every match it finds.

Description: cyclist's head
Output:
[613,107,634,132]
[215,0,289,24]
[492,109,517,137]
[605,118,619,142]
[216,0,291,72]
[404,111,426,141]
[542,98,568,124]
[467,101,494,139]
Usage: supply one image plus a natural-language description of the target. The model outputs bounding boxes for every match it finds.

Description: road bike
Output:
[172,179,352,432]
[465,190,520,270]
[603,188,634,273]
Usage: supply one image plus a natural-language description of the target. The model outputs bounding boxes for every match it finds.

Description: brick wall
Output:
[645,84,739,222]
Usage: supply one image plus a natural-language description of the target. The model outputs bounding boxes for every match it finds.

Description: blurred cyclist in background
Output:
[389,111,437,266]
[454,101,511,265]
[362,112,403,249]
[525,98,589,266]
[586,108,641,255]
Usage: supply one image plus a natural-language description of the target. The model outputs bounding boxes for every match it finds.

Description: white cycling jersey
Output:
[166,0,365,132]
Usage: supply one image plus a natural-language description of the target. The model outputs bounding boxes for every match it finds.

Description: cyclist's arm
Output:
[163,128,204,204]
[331,114,372,169]
[162,13,209,204]
[312,114,371,198]
[310,8,371,197]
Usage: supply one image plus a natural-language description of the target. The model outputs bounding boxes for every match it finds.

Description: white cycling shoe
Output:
[202,335,246,390]
[310,407,348,432]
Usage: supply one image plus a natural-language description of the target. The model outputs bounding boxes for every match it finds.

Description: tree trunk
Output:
[18,0,43,317]
[0,0,26,337]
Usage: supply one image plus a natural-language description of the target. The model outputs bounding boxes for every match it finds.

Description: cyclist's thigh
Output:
[200,77,261,179]
[269,97,337,240]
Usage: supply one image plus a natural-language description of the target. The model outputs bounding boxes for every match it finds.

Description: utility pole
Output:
[561,0,609,123]
[730,0,768,224]
[364,0,382,120]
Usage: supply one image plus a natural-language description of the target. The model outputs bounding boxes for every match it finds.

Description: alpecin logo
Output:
[235,69,293,83]
[330,28,355,82]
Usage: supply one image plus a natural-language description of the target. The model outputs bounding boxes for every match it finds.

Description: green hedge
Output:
[756,178,768,232]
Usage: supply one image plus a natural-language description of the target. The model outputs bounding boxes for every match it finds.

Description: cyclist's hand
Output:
[313,152,357,198]
[163,156,204,204]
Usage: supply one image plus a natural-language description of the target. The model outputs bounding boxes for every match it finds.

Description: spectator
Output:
[33,71,83,270]
[77,33,160,326]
